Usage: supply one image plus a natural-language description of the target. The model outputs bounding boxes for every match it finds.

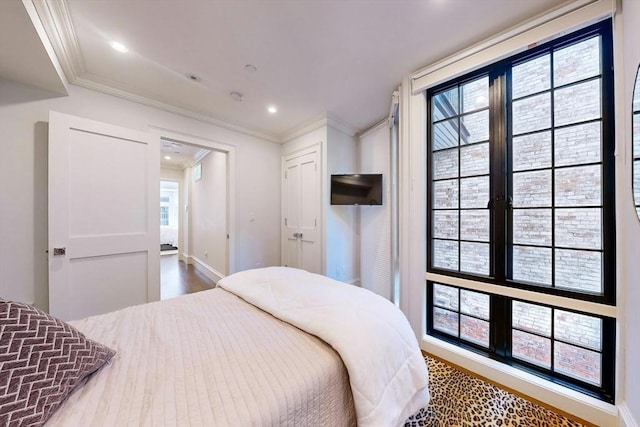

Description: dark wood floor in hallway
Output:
[161,253,215,299]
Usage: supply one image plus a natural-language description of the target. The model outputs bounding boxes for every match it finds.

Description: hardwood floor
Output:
[161,253,215,299]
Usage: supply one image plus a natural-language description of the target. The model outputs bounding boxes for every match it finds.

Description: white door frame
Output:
[281,143,323,273]
[150,126,236,275]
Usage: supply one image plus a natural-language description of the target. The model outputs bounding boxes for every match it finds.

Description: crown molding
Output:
[32,0,85,80]
[325,112,358,137]
[281,112,358,142]
[31,0,281,144]
[357,116,389,139]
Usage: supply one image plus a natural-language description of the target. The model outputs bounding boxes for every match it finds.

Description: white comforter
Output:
[218,267,430,427]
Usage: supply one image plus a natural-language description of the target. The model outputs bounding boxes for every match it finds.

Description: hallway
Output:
[161,254,215,299]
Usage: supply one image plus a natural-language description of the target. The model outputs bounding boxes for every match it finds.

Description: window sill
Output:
[421,335,618,427]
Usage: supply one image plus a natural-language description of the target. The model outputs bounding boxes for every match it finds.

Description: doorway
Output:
[157,131,235,299]
[160,180,179,254]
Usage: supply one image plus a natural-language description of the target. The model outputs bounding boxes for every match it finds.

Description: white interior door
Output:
[48,111,160,320]
[282,148,320,274]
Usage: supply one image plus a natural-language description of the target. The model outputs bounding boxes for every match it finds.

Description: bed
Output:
[1,267,429,426]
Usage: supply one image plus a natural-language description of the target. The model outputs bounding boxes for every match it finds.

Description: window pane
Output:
[554,341,601,386]
[554,310,602,351]
[433,148,458,180]
[433,306,458,336]
[513,92,551,135]
[433,239,459,270]
[555,122,601,167]
[554,80,601,126]
[460,242,489,275]
[553,36,600,87]
[433,118,458,150]
[460,176,489,209]
[461,290,490,319]
[512,131,551,171]
[461,76,489,112]
[512,329,551,368]
[512,54,551,99]
[460,210,490,242]
[512,170,552,207]
[433,210,459,239]
[555,165,602,207]
[432,87,458,121]
[512,301,552,336]
[555,208,602,249]
[433,179,458,209]
[461,315,490,347]
[512,246,552,285]
[634,114,640,157]
[634,160,640,203]
[433,283,459,310]
[461,111,489,144]
[460,143,489,177]
[513,209,552,246]
[555,249,602,293]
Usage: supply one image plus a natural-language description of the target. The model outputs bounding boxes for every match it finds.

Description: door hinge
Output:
[285,218,288,226]
[314,218,317,227]
[285,171,288,179]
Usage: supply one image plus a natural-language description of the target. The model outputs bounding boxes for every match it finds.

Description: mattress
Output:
[46,288,356,426]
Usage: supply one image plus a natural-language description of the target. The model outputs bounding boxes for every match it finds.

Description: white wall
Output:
[326,125,358,283]
[359,123,392,298]
[0,78,281,310]
[190,151,227,277]
[619,0,640,423]
[281,122,359,282]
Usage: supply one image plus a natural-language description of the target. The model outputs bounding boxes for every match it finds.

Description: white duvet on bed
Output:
[218,267,430,427]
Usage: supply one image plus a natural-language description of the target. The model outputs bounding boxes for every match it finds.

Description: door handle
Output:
[293,232,303,239]
[53,247,66,256]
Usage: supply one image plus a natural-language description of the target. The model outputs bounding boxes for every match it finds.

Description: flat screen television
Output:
[330,174,382,205]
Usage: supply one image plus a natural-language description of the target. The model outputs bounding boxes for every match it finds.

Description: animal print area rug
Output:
[404,356,586,427]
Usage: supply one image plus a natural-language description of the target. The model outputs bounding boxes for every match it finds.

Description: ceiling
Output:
[161,139,210,170]
[5,0,572,141]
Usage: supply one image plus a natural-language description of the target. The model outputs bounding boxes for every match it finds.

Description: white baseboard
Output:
[422,336,618,427]
[619,402,639,427]
[190,256,225,284]
[348,278,361,286]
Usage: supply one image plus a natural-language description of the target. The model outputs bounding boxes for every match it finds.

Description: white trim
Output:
[426,272,617,318]
[22,0,69,94]
[282,114,357,143]
[412,0,614,93]
[619,402,639,427]
[149,126,237,275]
[190,256,225,284]
[357,117,389,139]
[422,336,618,427]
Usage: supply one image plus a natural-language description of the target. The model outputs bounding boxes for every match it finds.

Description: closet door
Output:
[282,147,321,274]
[48,111,160,320]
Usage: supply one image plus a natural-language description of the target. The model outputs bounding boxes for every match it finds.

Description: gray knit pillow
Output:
[0,299,115,426]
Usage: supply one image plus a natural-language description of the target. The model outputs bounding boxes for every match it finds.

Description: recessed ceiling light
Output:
[245,64,257,72]
[164,155,172,160]
[267,105,277,114]
[110,41,128,53]
[230,91,245,102]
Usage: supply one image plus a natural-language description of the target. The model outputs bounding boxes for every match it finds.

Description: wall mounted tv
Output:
[330,174,383,205]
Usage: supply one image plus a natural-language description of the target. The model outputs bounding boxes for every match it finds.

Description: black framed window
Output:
[426,20,615,402]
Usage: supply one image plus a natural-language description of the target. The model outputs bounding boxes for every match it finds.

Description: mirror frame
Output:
[633,64,640,219]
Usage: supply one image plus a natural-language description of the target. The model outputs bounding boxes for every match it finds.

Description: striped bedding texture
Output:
[46,288,356,426]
